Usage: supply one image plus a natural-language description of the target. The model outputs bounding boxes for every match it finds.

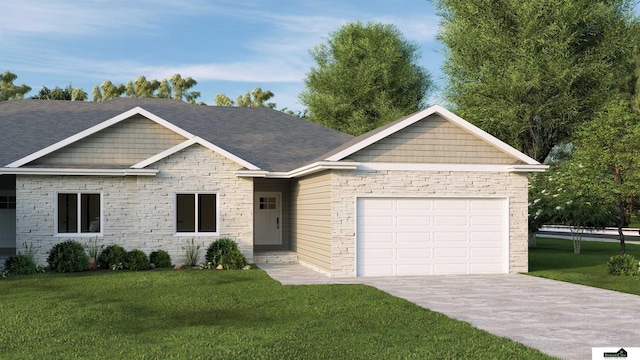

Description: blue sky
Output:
[1,0,443,111]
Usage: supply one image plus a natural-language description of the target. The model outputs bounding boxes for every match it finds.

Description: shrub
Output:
[98,244,127,270]
[149,250,172,268]
[607,254,639,276]
[219,249,247,270]
[47,240,89,273]
[181,239,200,267]
[205,238,239,265]
[4,254,38,275]
[84,237,104,259]
[124,249,149,271]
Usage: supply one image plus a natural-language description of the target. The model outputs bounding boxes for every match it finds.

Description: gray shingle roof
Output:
[0,98,354,172]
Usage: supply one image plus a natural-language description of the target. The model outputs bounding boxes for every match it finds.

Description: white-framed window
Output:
[175,193,218,235]
[56,192,102,235]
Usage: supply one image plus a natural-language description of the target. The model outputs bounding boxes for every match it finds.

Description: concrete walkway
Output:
[258,263,640,360]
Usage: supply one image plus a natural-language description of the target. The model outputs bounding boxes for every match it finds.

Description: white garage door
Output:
[356,197,507,276]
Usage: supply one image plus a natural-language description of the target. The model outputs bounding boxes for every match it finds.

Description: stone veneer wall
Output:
[16,144,253,266]
[329,170,529,277]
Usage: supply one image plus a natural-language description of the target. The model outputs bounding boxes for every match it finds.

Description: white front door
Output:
[254,192,282,245]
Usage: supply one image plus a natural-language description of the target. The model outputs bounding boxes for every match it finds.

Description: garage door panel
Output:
[357,197,507,277]
[434,216,468,226]
[434,232,467,242]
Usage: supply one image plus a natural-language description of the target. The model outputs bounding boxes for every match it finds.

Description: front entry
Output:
[254,192,282,245]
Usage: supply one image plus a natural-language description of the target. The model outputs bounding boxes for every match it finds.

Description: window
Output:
[57,193,101,234]
[176,193,217,234]
[0,195,16,209]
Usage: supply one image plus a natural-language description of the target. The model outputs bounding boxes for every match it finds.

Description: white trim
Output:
[357,162,548,173]
[325,105,541,166]
[0,168,158,176]
[132,136,260,170]
[54,191,103,237]
[6,107,195,168]
[235,161,359,179]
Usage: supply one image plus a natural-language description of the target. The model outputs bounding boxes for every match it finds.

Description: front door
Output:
[254,192,282,245]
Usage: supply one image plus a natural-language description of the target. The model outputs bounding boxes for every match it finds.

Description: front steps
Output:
[253,251,298,265]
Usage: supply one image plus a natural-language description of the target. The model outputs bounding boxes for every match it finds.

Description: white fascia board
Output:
[325,104,541,166]
[0,168,158,176]
[235,161,359,179]
[357,162,548,173]
[6,107,195,168]
[235,170,269,178]
[132,137,261,171]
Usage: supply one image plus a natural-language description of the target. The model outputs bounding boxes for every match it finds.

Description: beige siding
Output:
[290,171,332,272]
[254,179,291,250]
[347,114,522,165]
[31,115,187,167]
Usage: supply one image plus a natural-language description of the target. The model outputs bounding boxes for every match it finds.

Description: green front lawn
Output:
[0,269,551,359]
[529,238,640,295]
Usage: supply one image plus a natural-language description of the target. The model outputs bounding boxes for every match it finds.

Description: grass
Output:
[529,238,640,295]
[0,269,552,359]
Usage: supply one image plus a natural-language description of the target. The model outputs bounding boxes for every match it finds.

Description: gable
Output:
[346,114,523,165]
[28,115,187,168]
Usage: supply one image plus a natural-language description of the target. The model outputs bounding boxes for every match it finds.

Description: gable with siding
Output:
[346,114,523,165]
[29,115,187,168]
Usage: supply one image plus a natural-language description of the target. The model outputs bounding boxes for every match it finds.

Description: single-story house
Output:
[0,98,546,277]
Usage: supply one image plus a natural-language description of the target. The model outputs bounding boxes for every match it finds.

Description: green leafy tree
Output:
[529,163,616,253]
[0,71,31,101]
[433,0,639,162]
[92,74,200,103]
[571,99,640,254]
[31,84,87,101]
[300,21,433,135]
[215,88,276,108]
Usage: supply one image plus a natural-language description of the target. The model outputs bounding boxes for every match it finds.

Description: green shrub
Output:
[4,254,38,275]
[124,249,149,271]
[47,240,89,273]
[607,254,639,276]
[98,244,127,270]
[220,249,247,270]
[149,250,172,268]
[205,238,239,265]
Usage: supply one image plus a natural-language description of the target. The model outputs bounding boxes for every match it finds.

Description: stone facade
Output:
[16,144,253,266]
[329,170,529,277]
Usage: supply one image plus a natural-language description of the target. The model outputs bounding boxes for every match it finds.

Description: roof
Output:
[0,98,354,172]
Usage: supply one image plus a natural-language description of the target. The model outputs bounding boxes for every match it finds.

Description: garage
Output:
[356,197,508,276]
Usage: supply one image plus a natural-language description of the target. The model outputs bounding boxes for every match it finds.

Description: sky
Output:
[0,0,444,112]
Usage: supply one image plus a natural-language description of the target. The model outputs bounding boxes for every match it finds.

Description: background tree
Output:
[215,88,276,108]
[0,71,31,101]
[300,21,433,135]
[570,99,640,254]
[31,84,87,101]
[92,74,200,103]
[529,163,616,253]
[433,0,639,162]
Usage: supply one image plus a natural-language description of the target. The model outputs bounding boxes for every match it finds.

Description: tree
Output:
[529,163,616,253]
[571,99,640,254]
[300,21,433,135]
[92,74,200,103]
[433,0,639,162]
[214,88,276,108]
[0,71,31,101]
[31,84,87,101]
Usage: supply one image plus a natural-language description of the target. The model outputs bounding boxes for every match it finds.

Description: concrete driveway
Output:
[259,263,640,360]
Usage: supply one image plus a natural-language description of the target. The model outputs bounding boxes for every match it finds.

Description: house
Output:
[0,98,546,277]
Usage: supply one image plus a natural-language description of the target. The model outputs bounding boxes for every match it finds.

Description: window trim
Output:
[54,191,103,237]
[174,192,220,236]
